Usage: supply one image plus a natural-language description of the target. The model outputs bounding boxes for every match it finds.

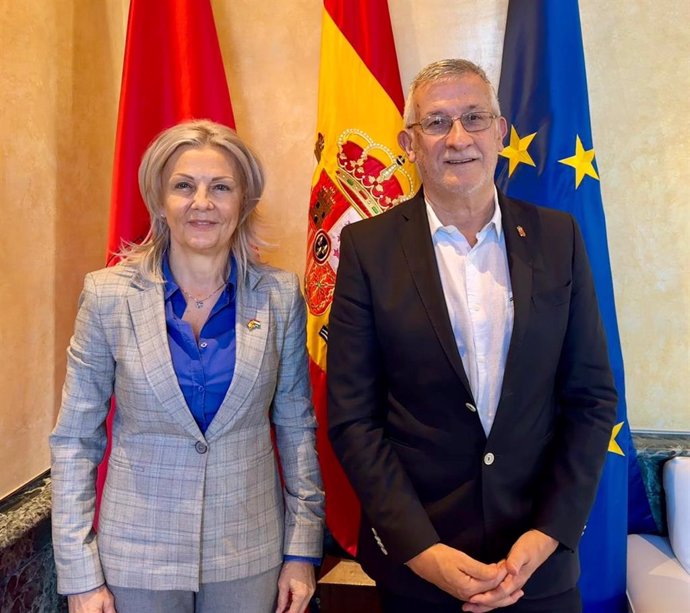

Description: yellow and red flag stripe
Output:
[306,0,418,555]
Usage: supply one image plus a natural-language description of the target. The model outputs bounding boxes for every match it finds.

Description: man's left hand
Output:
[275,560,316,613]
[461,529,559,613]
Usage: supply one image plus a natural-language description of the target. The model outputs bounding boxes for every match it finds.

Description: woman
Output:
[50,120,324,613]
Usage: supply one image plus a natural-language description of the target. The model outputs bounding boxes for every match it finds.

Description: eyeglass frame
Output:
[406,111,499,136]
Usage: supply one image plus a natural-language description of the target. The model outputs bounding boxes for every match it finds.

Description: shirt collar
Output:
[425,186,503,240]
[487,187,503,240]
[162,253,237,301]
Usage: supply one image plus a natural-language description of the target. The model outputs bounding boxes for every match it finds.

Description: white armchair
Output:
[627,456,690,612]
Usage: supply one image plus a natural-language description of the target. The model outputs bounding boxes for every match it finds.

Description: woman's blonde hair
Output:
[116,119,266,282]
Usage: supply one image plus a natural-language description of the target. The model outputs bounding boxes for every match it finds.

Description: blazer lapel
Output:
[499,192,535,371]
[128,275,202,438]
[398,194,473,398]
[205,265,269,440]
[490,193,535,440]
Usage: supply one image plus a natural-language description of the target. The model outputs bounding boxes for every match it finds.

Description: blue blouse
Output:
[162,255,236,434]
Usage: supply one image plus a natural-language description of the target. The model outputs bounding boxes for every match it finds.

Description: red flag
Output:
[306,0,417,555]
[107,0,235,259]
[96,0,234,524]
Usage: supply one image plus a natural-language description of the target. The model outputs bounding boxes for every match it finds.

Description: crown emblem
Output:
[335,128,415,218]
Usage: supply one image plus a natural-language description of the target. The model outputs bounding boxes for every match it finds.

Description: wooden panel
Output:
[318,558,381,613]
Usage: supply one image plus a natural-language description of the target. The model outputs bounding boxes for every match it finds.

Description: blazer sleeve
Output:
[532,216,618,551]
[49,273,113,594]
[327,227,441,565]
[271,274,325,559]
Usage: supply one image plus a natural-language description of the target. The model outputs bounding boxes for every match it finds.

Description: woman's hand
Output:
[275,560,316,613]
[68,585,117,613]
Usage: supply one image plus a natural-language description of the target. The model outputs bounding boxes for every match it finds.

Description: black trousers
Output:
[378,586,581,613]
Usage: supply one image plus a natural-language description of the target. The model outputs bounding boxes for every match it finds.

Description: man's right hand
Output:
[406,543,507,601]
[68,585,117,613]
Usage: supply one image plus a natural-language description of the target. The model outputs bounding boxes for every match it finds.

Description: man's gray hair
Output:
[402,59,501,126]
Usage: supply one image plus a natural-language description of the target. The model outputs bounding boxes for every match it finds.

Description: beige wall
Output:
[1,0,124,499]
[1,1,59,500]
[1,0,687,497]
[580,1,690,432]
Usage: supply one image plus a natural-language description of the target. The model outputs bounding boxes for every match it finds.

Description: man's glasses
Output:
[407,111,497,136]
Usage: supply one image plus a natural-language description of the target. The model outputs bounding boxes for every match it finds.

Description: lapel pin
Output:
[516,225,527,238]
[247,319,261,330]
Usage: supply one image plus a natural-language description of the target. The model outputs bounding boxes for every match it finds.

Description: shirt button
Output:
[199,341,208,348]
[465,402,477,413]
[484,452,495,466]
[195,441,208,454]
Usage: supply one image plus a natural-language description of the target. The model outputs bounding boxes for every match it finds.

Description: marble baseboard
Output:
[0,473,67,613]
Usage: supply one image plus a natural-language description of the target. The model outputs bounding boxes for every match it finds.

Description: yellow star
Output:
[500,125,537,177]
[558,135,599,188]
[608,422,625,456]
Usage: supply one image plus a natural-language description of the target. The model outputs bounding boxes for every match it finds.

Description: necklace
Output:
[180,281,226,309]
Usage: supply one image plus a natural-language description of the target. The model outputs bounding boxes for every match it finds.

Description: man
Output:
[327,59,617,613]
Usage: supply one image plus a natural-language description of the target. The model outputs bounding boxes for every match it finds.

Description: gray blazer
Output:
[50,262,324,594]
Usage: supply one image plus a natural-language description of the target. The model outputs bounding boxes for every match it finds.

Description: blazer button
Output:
[195,441,208,454]
[484,452,495,466]
[465,402,477,413]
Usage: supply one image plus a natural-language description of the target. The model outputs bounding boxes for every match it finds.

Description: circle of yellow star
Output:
[499,125,537,177]
[608,422,625,456]
[558,135,599,188]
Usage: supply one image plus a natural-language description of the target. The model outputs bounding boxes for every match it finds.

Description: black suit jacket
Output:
[327,190,617,604]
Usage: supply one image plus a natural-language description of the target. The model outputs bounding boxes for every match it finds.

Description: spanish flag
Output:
[97,0,234,525]
[305,0,418,555]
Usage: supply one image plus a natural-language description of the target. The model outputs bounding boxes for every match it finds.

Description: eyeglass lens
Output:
[420,112,494,135]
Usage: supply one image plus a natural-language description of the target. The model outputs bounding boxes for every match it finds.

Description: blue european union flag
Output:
[496,1,643,611]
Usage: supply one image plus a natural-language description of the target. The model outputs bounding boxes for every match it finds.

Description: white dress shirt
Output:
[426,189,514,436]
